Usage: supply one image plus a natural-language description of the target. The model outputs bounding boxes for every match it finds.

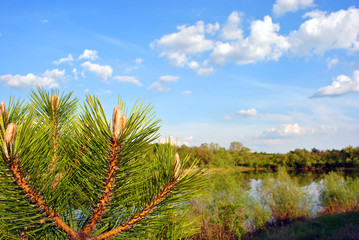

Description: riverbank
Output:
[248,211,359,240]
[189,167,359,240]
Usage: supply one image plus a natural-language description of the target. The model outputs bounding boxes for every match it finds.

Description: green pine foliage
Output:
[0,87,204,240]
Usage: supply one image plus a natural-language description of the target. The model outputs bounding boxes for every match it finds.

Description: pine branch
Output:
[49,93,60,173]
[81,141,121,235]
[82,106,126,235]
[94,178,179,240]
[1,89,204,239]
[3,124,78,240]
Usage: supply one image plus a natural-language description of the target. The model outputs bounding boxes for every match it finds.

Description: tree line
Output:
[175,142,359,170]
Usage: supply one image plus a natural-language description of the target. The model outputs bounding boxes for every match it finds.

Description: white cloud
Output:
[149,75,179,92]
[197,67,214,76]
[149,82,167,92]
[327,57,339,69]
[78,49,99,60]
[159,136,179,146]
[205,22,220,35]
[273,0,314,17]
[237,108,258,117]
[211,15,291,65]
[113,76,142,86]
[81,61,113,81]
[224,115,232,120]
[160,75,179,82]
[134,58,143,64]
[313,70,359,97]
[182,90,192,95]
[53,54,73,65]
[188,61,200,69]
[182,136,194,146]
[0,69,65,88]
[151,21,214,67]
[125,58,143,73]
[262,123,309,138]
[220,11,243,41]
[151,7,359,75]
[289,7,359,56]
[161,136,193,146]
[72,68,78,80]
[183,136,193,141]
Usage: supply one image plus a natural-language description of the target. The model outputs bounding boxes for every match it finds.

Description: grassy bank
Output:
[249,211,359,240]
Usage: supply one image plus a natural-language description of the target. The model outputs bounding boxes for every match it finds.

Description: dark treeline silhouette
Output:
[175,142,359,170]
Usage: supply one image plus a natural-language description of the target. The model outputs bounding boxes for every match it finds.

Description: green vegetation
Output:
[178,142,359,170]
[320,172,359,214]
[0,87,204,239]
[1,88,358,239]
[251,211,359,240]
[190,171,251,239]
[189,168,359,239]
[258,167,314,225]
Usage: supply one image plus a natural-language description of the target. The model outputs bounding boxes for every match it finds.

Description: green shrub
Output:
[319,171,359,214]
[190,171,250,239]
[257,167,314,225]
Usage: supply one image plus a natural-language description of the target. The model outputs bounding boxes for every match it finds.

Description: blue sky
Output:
[0,0,358,153]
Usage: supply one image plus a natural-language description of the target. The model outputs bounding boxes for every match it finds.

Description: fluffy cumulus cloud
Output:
[262,123,309,138]
[182,90,192,95]
[151,21,214,60]
[0,69,65,88]
[289,7,359,56]
[78,49,99,60]
[149,75,179,92]
[152,7,359,75]
[220,11,243,41]
[113,76,142,86]
[152,11,291,72]
[313,70,359,97]
[211,15,291,65]
[81,61,113,81]
[273,0,314,17]
[151,21,216,74]
[237,108,258,117]
[53,54,73,65]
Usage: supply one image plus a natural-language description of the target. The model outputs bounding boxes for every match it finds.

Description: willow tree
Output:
[0,87,203,239]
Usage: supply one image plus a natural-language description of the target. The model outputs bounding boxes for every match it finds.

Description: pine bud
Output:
[4,123,16,145]
[121,115,127,133]
[112,106,122,141]
[49,93,60,110]
[0,101,5,115]
[3,123,17,159]
[174,153,181,179]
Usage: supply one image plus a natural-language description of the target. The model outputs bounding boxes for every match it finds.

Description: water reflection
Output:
[230,169,357,214]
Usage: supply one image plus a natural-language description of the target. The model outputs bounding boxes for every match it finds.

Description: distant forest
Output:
[171,142,359,170]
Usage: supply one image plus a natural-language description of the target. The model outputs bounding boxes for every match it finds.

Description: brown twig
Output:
[94,179,178,240]
[8,156,78,239]
[81,141,121,235]
[3,123,78,239]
